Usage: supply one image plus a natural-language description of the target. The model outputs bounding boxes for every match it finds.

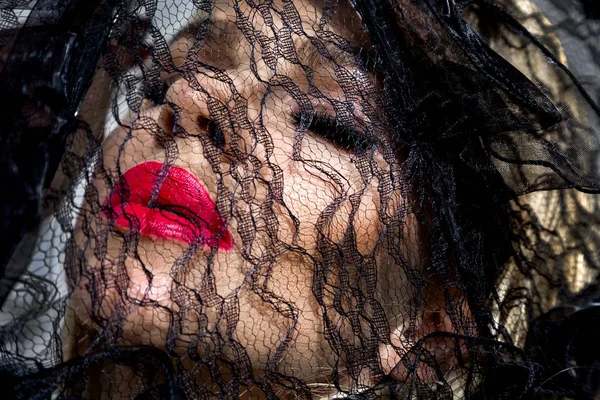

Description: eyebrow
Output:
[295,36,380,76]
[171,18,380,76]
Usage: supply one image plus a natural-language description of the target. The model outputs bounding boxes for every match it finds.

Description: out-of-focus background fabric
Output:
[533,0,600,106]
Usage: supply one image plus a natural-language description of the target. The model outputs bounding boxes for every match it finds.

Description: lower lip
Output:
[101,161,233,250]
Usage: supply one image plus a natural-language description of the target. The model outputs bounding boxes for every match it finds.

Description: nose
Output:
[157,71,264,162]
[156,75,233,146]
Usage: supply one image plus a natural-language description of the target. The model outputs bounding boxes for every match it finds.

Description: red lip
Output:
[102,161,233,250]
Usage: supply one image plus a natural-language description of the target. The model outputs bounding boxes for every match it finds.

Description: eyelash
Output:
[292,110,373,153]
[146,80,372,153]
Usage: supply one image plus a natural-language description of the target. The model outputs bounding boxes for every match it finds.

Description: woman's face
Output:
[67,0,421,394]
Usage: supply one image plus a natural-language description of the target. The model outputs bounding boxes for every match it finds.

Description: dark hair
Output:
[0,0,599,398]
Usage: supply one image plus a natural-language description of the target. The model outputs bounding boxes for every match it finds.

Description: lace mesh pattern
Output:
[0,0,599,398]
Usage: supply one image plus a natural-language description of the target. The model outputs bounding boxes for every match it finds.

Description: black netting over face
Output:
[0,0,599,399]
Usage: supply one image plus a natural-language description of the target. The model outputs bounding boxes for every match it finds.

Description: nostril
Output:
[158,106,175,137]
[208,120,226,149]
[197,115,211,132]
[198,116,225,149]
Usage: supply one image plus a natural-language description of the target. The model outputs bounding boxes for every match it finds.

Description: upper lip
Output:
[102,161,233,250]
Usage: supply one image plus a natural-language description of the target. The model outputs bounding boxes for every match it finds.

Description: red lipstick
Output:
[102,161,233,250]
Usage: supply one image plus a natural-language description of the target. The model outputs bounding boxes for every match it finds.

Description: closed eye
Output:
[292,110,374,154]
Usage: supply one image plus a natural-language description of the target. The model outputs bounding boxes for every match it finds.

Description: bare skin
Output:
[63,0,459,397]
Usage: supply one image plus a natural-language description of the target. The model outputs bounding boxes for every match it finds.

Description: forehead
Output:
[167,0,373,78]
[161,0,381,105]
[171,0,370,49]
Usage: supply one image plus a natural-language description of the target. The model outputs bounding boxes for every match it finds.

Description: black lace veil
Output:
[0,0,599,398]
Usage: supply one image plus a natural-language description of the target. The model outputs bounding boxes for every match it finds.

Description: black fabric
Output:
[0,0,599,398]
[0,0,119,304]
[581,0,600,20]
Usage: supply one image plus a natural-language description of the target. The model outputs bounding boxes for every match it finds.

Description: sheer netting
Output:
[1,0,599,398]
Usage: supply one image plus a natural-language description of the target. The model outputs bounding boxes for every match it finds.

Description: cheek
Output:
[278,156,402,256]
[69,98,416,383]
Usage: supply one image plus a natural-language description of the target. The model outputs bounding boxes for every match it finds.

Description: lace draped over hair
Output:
[0,0,599,398]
